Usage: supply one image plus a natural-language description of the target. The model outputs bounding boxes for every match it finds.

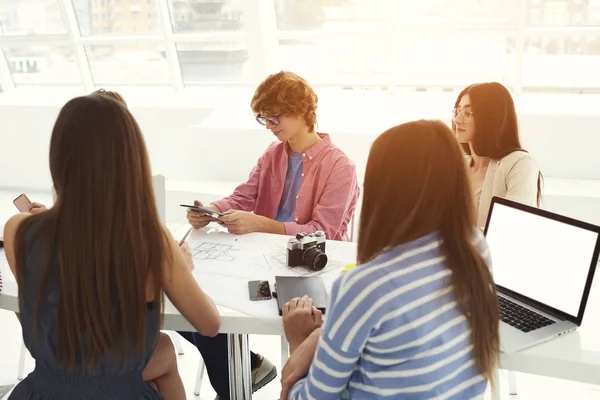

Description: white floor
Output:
[2,190,600,399]
[1,308,600,400]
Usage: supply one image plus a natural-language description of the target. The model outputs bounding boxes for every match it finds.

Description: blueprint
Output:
[192,241,238,262]
[168,224,357,321]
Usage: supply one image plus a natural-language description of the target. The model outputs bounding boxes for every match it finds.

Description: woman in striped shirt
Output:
[280,120,500,399]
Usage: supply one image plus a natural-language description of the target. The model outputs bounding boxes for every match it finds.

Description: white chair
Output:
[17,338,27,380]
[169,331,185,356]
[508,371,517,395]
[194,358,206,396]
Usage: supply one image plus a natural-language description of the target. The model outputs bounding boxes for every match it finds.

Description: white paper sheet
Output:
[184,227,357,326]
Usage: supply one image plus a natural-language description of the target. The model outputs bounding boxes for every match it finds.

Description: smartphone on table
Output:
[180,204,224,219]
[13,193,32,213]
[248,280,272,301]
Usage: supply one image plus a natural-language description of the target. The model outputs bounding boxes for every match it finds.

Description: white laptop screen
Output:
[485,201,599,318]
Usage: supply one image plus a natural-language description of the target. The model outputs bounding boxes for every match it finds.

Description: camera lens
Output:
[303,247,328,271]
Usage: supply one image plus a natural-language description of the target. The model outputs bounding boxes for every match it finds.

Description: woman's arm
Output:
[160,226,220,337]
[283,276,381,400]
[3,213,31,320]
[280,328,321,400]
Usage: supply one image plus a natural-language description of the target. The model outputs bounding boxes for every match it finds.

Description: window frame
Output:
[0,0,597,93]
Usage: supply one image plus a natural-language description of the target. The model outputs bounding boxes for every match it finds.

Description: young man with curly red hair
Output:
[181,71,360,398]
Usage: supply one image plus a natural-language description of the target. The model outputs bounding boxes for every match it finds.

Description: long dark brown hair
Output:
[358,120,500,384]
[14,94,171,369]
[454,82,543,206]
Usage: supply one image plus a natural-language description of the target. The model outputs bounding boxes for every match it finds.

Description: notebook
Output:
[275,276,328,316]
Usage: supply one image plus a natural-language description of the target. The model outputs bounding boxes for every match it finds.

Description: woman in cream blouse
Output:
[452,82,542,227]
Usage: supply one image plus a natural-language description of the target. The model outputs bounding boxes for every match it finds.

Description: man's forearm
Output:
[258,216,286,235]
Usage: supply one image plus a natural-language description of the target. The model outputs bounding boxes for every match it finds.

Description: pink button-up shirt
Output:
[212,133,360,241]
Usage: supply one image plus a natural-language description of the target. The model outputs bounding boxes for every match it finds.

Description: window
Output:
[522,35,600,88]
[0,0,67,34]
[528,0,600,26]
[274,0,511,31]
[0,0,598,92]
[279,36,388,85]
[176,40,250,84]
[3,46,81,85]
[85,43,170,84]
[72,0,159,36]
[167,0,243,33]
[394,33,514,88]
[277,0,514,87]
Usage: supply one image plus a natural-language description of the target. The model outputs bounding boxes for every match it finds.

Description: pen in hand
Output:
[178,227,193,246]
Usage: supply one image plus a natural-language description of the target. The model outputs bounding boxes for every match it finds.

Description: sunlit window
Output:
[0,0,67,34]
[176,40,250,83]
[85,43,170,84]
[72,0,160,36]
[167,0,243,33]
[3,45,81,85]
[0,0,597,92]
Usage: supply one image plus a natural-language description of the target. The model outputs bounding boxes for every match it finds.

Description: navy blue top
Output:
[10,218,162,399]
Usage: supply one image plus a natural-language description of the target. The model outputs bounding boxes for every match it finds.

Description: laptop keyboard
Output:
[498,296,556,333]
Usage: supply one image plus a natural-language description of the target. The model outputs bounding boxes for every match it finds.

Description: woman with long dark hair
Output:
[279,120,500,399]
[453,82,543,227]
[3,94,220,399]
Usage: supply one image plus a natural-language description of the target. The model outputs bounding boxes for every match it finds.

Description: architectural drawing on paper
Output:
[192,242,238,262]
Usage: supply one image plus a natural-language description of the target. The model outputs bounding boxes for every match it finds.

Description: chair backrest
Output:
[51,174,167,224]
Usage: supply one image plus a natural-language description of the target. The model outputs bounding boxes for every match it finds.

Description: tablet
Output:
[180,204,224,219]
[275,276,328,316]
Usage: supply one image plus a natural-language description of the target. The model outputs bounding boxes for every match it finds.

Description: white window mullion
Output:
[513,0,527,95]
[243,0,280,85]
[59,0,94,91]
[0,47,15,92]
[155,0,183,91]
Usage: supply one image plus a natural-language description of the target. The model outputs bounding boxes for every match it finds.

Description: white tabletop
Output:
[162,225,356,334]
[0,225,357,337]
[2,228,600,386]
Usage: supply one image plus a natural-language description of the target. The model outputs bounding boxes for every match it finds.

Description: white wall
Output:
[1,91,599,226]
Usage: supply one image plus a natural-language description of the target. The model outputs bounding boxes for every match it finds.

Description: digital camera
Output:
[286,231,328,271]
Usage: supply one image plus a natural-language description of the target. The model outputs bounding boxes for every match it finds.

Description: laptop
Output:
[484,196,600,353]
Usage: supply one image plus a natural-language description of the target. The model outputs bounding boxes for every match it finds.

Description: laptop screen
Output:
[485,200,599,318]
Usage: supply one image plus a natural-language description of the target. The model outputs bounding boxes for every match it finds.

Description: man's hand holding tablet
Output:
[183,200,223,229]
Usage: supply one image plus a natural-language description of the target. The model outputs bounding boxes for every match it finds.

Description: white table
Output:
[166,226,356,399]
[0,225,357,399]
[3,229,600,399]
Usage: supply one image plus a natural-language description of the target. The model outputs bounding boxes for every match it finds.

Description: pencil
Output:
[178,227,193,246]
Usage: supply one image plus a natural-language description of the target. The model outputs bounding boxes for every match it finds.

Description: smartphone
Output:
[248,280,272,301]
[13,193,32,213]
[180,204,224,219]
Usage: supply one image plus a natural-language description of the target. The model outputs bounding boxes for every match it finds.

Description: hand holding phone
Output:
[13,193,32,213]
[181,204,223,219]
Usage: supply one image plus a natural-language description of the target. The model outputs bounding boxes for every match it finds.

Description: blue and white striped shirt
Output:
[289,230,492,399]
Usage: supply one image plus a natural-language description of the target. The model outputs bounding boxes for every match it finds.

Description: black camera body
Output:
[286,231,328,271]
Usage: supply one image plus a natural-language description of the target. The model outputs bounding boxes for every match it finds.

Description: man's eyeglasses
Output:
[256,114,281,126]
[452,108,474,123]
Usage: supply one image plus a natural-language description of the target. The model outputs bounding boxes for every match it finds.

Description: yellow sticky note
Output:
[341,263,357,273]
